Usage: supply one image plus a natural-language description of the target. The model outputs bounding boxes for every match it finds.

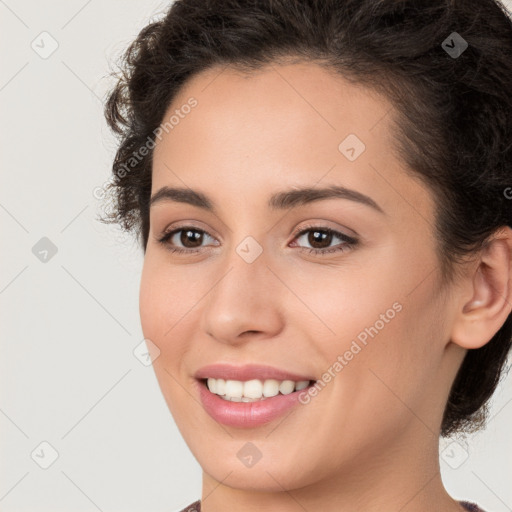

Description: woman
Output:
[101,0,512,510]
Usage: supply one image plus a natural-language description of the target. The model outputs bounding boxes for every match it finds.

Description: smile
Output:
[205,377,312,402]
[194,363,318,427]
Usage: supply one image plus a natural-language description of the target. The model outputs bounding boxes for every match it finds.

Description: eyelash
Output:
[157,224,358,256]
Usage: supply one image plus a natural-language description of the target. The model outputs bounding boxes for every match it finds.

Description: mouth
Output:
[199,377,316,402]
[195,374,318,428]
[193,363,319,427]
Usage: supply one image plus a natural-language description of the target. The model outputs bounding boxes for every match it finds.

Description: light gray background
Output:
[1,1,511,511]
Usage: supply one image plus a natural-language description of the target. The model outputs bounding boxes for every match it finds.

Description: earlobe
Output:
[450,228,512,350]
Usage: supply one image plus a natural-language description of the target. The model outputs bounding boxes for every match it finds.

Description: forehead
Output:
[156,61,395,155]
[151,61,433,221]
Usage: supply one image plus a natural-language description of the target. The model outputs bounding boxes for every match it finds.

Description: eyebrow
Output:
[149,185,384,214]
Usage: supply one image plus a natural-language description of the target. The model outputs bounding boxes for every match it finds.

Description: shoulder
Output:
[177,499,201,512]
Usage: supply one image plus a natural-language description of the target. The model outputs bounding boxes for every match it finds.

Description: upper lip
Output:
[194,363,316,382]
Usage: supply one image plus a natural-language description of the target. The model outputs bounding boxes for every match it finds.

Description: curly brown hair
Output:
[101,0,512,437]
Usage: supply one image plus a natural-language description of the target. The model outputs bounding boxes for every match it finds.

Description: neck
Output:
[199,423,464,512]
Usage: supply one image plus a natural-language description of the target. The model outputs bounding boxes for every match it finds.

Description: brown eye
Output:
[179,229,204,248]
[291,226,358,255]
[306,229,334,249]
[158,226,217,254]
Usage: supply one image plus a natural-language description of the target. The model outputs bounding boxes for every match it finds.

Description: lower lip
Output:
[196,379,313,428]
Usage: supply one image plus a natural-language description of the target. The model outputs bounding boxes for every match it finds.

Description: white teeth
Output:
[263,379,280,397]
[205,377,312,400]
[216,378,226,395]
[207,378,216,394]
[219,395,266,402]
[224,380,243,398]
[295,380,309,391]
[279,380,295,395]
[243,379,263,398]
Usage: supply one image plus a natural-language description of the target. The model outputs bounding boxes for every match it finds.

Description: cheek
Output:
[139,254,200,341]
[139,261,165,341]
[338,275,448,436]
[139,257,192,390]
[138,253,214,402]
[139,257,202,424]
[301,248,445,424]
[288,260,401,352]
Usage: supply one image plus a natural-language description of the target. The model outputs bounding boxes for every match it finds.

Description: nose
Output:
[200,244,285,346]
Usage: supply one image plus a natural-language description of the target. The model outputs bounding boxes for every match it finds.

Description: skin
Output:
[139,61,512,512]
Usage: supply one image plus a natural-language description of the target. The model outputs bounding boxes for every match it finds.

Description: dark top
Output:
[179,499,486,511]
[460,502,487,511]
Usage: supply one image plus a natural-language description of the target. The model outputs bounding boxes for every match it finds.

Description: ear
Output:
[450,226,512,349]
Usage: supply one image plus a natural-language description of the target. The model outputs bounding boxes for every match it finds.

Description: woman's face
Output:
[140,62,464,491]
